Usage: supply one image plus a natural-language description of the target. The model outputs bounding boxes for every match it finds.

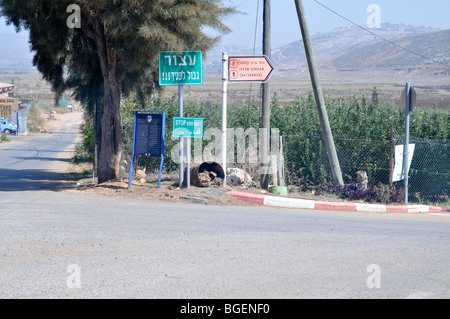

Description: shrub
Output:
[319,183,405,204]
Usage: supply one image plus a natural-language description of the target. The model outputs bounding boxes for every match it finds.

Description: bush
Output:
[0,133,8,143]
[76,88,449,202]
[27,106,46,132]
[319,183,405,204]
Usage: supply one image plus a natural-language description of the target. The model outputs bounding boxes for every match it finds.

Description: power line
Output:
[313,0,450,68]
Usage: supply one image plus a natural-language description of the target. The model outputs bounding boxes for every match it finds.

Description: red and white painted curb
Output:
[229,191,450,214]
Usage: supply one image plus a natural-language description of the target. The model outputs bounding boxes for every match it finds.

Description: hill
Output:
[205,24,449,77]
[1,23,448,78]
[332,28,450,75]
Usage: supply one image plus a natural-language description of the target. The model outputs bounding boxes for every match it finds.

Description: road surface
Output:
[0,112,82,192]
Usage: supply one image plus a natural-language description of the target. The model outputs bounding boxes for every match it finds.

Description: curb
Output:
[229,191,450,214]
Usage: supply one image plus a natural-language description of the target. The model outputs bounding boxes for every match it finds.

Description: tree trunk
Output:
[97,75,122,183]
[82,18,123,184]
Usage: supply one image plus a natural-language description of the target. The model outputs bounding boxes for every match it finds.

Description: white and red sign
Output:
[228,56,274,83]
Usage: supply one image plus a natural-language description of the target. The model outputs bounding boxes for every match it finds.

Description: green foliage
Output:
[0,133,8,143]
[271,91,449,190]
[72,117,94,164]
[27,107,46,132]
[76,87,449,202]
[117,89,449,182]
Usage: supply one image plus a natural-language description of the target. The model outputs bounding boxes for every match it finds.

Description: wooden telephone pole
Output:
[294,0,344,185]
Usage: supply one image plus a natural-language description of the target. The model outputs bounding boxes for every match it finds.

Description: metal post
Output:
[294,0,344,185]
[222,52,228,186]
[186,113,191,189]
[403,83,411,204]
[260,0,271,189]
[179,85,184,188]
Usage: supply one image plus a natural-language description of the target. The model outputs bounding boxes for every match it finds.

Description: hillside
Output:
[332,29,450,75]
[205,24,449,77]
[1,23,448,77]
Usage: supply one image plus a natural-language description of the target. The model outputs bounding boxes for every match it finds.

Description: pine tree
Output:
[0,0,235,182]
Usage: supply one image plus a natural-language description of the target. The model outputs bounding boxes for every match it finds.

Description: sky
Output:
[217,0,450,48]
[1,0,449,49]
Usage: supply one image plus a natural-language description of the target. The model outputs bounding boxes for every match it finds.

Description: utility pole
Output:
[260,0,271,189]
[294,0,344,185]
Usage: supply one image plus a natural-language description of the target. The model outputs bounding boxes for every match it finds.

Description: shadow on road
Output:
[0,168,80,192]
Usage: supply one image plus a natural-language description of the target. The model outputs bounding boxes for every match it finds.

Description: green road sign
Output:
[159,51,203,86]
[60,100,68,105]
[172,117,203,138]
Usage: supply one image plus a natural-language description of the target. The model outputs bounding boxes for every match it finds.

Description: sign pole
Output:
[402,82,411,204]
[222,52,228,186]
[158,112,166,189]
[186,113,191,189]
[179,85,184,188]
[128,112,138,189]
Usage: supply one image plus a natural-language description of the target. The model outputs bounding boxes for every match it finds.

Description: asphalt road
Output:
[0,113,82,191]
[0,114,449,299]
[1,190,450,299]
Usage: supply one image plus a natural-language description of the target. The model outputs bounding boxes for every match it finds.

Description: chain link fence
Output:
[393,132,450,204]
[282,133,449,204]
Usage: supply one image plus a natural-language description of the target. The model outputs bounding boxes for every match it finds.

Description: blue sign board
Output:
[128,111,166,189]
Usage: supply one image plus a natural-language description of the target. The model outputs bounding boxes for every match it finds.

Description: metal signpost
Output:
[222,54,274,186]
[159,50,203,188]
[401,83,416,204]
[128,111,166,189]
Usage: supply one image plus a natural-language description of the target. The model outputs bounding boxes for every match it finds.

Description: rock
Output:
[198,172,212,186]
[136,169,146,179]
[357,171,368,190]
[226,168,252,186]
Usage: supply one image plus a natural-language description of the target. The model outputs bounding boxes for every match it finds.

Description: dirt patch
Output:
[64,176,261,206]
[64,161,352,207]
[43,112,82,133]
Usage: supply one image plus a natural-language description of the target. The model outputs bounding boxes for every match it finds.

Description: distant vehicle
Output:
[0,117,17,135]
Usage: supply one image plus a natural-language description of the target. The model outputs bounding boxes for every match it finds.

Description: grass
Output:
[0,133,9,143]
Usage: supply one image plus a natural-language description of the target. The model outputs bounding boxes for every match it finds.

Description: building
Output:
[0,82,19,120]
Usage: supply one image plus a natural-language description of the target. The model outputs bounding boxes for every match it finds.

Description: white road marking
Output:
[405,291,435,299]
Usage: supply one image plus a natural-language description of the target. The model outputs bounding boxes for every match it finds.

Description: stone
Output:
[226,168,252,186]
[136,169,146,179]
[357,171,368,190]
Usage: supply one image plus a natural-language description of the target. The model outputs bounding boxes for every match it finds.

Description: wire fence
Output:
[393,132,450,204]
[281,133,449,204]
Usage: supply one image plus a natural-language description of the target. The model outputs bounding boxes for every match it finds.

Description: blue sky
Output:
[219,0,450,48]
[1,0,449,49]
